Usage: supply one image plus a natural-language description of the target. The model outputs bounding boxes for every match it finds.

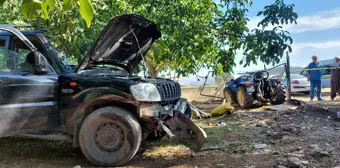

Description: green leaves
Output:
[257,11,263,16]
[79,0,94,28]
[21,0,42,19]
[41,0,55,19]
[20,0,56,19]
[63,0,73,10]
[0,0,5,5]
[241,0,297,67]
[19,0,94,28]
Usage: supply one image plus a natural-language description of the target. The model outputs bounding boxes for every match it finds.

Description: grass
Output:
[181,85,217,90]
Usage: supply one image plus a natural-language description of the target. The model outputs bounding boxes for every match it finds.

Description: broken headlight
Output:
[130,83,161,102]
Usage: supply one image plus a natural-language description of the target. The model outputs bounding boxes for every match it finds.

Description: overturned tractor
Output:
[224,70,286,109]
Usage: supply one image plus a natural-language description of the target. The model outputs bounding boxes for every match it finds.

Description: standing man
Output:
[306,56,323,101]
[330,57,340,100]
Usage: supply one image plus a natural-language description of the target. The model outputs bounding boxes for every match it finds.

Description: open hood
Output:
[77,14,161,73]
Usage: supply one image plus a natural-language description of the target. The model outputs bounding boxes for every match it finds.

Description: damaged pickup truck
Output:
[0,14,206,166]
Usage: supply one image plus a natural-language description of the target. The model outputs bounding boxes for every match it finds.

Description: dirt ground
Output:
[1,89,340,168]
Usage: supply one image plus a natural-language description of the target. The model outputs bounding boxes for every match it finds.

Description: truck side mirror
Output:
[34,51,48,74]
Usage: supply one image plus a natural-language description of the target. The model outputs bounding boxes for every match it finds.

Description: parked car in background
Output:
[281,74,310,94]
[300,59,332,88]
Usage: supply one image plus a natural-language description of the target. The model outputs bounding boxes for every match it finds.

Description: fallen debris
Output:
[189,102,212,119]
[287,157,307,168]
[309,145,330,157]
[253,143,267,149]
[215,163,227,168]
[216,121,227,127]
[210,103,234,117]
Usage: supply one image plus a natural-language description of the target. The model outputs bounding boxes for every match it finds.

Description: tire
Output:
[79,106,142,166]
[224,87,237,105]
[271,86,286,105]
[236,87,253,109]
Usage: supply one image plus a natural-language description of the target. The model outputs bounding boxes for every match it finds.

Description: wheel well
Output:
[82,101,139,121]
[72,100,139,148]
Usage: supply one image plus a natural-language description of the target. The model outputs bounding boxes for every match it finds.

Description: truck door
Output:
[0,29,58,137]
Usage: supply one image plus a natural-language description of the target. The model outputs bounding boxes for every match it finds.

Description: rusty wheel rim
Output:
[237,90,245,106]
[95,123,125,152]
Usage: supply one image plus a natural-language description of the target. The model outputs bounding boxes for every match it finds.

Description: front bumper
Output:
[139,98,207,152]
[291,86,310,92]
[139,98,190,118]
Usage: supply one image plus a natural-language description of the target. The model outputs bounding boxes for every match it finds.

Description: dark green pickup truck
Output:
[0,14,206,166]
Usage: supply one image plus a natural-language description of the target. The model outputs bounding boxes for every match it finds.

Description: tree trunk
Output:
[145,59,157,78]
[145,59,169,78]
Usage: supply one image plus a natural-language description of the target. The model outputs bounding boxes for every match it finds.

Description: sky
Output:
[178,0,340,85]
[235,0,340,72]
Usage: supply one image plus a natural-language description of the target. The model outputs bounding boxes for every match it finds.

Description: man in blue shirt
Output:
[306,56,323,101]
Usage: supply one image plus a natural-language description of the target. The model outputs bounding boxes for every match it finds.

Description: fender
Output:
[64,87,139,147]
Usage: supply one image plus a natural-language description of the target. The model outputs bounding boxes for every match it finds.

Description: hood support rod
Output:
[129,25,147,77]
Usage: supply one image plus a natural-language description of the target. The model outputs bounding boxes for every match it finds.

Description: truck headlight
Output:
[130,83,161,102]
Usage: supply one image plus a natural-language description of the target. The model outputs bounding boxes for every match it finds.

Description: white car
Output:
[282,74,310,94]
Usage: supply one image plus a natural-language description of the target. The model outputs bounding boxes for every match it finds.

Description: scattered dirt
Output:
[1,100,340,168]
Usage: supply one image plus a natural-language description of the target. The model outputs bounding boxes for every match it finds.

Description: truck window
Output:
[0,38,7,70]
[0,39,5,48]
[11,38,54,73]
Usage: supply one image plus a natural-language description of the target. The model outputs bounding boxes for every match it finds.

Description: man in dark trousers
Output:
[307,56,323,101]
[330,57,340,100]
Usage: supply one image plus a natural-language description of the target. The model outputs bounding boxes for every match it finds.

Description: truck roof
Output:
[0,30,44,36]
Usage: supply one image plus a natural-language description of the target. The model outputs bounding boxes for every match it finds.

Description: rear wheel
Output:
[79,106,142,166]
[236,87,253,109]
[271,86,286,105]
[224,87,237,105]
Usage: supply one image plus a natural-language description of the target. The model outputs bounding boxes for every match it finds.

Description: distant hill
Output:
[177,66,305,86]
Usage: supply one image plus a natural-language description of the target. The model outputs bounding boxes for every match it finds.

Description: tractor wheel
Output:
[224,87,237,105]
[236,87,253,109]
[271,86,286,105]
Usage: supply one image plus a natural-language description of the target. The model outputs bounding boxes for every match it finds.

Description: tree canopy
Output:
[0,0,298,77]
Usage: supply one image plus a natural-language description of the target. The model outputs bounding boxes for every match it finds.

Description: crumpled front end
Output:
[139,98,207,152]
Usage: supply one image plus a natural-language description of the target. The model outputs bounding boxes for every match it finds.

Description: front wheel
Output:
[236,87,253,109]
[79,106,142,166]
[224,87,237,105]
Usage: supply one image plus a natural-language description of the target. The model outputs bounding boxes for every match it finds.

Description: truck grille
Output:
[156,82,181,101]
